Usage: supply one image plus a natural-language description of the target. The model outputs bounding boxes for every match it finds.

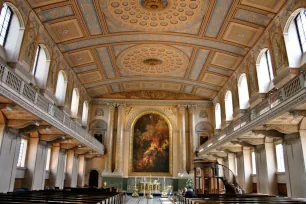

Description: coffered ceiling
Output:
[28,0,286,100]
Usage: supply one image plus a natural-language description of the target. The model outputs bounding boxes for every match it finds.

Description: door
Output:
[89,170,99,187]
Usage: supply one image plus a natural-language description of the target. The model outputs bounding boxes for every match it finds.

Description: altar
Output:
[140,181,161,192]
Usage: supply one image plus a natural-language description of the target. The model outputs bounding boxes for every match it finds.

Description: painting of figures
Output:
[132,113,170,173]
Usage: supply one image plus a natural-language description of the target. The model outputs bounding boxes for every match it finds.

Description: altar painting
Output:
[132,113,170,173]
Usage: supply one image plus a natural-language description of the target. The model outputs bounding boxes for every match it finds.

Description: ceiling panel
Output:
[27,0,287,100]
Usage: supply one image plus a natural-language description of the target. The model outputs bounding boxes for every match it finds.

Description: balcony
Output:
[0,63,105,154]
[199,70,306,154]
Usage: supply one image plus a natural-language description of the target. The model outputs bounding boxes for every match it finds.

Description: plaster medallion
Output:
[101,0,206,31]
[117,44,189,76]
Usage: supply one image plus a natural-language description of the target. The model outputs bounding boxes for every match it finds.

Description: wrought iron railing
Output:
[0,63,104,154]
[200,70,306,153]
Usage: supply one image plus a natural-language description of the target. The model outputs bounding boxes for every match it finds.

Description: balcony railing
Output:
[199,71,306,154]
[0,63,105,154]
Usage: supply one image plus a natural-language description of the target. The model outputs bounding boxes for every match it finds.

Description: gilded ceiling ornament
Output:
[101,0,206,31]
[117,44,189,76]
[143,0,167,10]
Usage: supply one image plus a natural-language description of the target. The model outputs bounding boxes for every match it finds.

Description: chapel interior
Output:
[0,0,306,203]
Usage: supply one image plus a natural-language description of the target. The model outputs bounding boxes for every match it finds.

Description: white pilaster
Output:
[23,134,48,191]
[237,147,252,193]
[227,153,235,183]
[283,133,306,198]
[65,150,79,188]
[255,143,277,195]
[49,146,66,189]
[0,127,21,193]
[77,155,86,187]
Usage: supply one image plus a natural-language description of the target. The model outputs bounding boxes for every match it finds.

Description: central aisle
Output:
[126,196,172,204]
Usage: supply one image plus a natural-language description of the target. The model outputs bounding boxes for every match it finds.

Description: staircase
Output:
[217,163,244,194]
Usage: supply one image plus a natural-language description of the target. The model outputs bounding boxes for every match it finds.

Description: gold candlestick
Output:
[147,174,153,199]
[132,177,139,197]
[143,178,146,198]
[161,177,167,198]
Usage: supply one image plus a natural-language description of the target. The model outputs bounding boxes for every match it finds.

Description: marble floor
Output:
[125,196,173,204]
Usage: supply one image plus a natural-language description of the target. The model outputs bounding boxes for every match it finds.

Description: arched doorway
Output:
[89,170,99,187]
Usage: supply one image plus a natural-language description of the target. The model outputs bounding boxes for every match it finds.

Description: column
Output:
[239,147,252,193]
[0,126,21,193]
[188,105,197,171]
[114,104,125,175]
[178,105,187,174]
[49,146,66,189]
[227,153,236,183]
[283,133,306,198]
[104,103,115,173]
[77,155,86,187]
[64,150,79,188]
[23,133,48,190]
[255,143,277,195]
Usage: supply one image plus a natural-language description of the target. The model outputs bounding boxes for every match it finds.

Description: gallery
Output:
[0,0,306,203]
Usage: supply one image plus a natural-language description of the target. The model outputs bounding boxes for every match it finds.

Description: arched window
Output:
[215,103,221,129]
[32,44,50,89]
[225,91,233,121]
[256,49,274,93]
[55,70,67,106]
[0,3,25,62]
[71,88,80,118]
[284,8,306,67]
[238,73,250,110]
[82,101,89,126]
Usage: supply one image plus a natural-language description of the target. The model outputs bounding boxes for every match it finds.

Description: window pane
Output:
[296,11,306,53]
[0,4,12,47]
[266,50,274,81]
[251,152,256,174]
[17,139,28,167]
[276,144,285,172]
[45,148,51,171]
[32,46,41,76]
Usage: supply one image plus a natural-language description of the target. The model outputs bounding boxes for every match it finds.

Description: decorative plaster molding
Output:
[92,98,212,106]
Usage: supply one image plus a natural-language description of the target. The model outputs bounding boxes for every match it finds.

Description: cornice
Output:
[91,98,212,106]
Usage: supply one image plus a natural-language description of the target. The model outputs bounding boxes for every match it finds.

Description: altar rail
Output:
[199,69,306,155]
[0,63,105,154]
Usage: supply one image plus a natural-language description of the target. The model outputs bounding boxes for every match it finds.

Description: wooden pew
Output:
[0,189,123,204]
[177,194,306,204]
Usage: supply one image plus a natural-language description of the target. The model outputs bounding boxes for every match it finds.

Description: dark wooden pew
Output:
[0,189,123,204]
[177,194,306,204]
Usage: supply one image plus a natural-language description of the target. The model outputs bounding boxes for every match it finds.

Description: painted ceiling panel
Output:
[27,0,287,100]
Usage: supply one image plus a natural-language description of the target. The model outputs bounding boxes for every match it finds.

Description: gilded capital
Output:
[178,105,187,113]
[117,104,126,112]
[106,103,116,111]
[188,105,197,113]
